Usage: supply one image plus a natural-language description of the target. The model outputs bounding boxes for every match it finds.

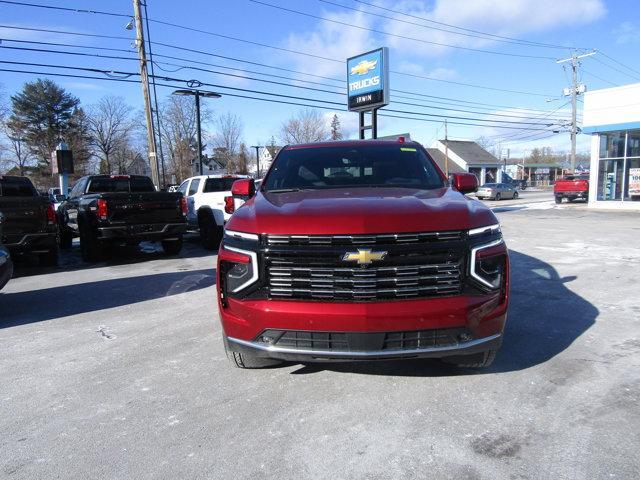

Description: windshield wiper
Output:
[264,188,307,193]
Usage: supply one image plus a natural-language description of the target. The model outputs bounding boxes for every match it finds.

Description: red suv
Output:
[217,140,509,369]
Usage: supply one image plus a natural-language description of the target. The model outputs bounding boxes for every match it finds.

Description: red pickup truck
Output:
[554,175,589,203]
[217,140,509,369]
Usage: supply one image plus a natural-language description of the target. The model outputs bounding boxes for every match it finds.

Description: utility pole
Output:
[557,50,595,173]
[444,119,449,177]
[133,0,160,188]
[251,145,261,178]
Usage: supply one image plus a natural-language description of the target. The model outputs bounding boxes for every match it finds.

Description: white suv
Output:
[177,174,248,249]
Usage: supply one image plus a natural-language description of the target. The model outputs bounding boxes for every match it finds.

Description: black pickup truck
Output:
[58,175,188,262]
[0,212,13,291]
[0,175,59,266]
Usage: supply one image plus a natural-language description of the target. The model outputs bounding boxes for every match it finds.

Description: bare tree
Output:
[213,112,243,173]
[330,114,342,140]
[280,108,328,144]
[159,95,212,182]
[87,96,135,174]
[1,118,33,175]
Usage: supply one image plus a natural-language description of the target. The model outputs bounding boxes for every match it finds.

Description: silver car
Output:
[476,183,519,201]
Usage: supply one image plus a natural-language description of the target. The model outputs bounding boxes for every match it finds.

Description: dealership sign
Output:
[629,168,640,196]
[347,47,389,112]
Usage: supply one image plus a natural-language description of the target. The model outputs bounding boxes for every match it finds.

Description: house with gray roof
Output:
[432,139,504,185]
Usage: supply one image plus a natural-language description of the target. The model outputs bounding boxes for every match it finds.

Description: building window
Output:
[599,132,625,158]
[624,158,640,201]
[598,159,624,200]
[627,130,640,158]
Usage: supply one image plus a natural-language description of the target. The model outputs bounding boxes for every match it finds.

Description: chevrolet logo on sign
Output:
[350,59,377,75]
[342,249,387,265]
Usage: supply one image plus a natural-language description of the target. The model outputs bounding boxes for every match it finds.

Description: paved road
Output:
[1,207,639,479]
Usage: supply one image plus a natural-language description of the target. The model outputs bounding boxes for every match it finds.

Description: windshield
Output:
[87,176,155,193]
[0,177,37,197]
[263,144,445,192]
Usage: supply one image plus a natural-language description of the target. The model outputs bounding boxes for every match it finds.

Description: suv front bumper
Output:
[226,332,502,362]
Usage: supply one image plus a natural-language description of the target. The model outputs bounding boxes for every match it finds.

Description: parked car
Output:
[217,139,509,369]
[476,183,518,200]
[0,213,13,291]
[57,175,188,262]
[177,174,249,250]
[554,175,589,203]
[0,175,58,266]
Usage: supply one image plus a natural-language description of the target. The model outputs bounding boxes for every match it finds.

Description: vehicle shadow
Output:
[10,233,216,279]
[0,268,215,329]
[288,249,598,376]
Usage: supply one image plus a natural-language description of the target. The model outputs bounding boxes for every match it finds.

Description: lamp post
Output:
[250,145,262,178]
[172,89,221,175]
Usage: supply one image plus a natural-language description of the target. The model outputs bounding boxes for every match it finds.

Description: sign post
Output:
[51,142,74,197]
[347,47,389,139]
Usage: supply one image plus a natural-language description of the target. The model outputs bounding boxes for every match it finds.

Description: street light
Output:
[250,145,262,178]
[172,89,221,175]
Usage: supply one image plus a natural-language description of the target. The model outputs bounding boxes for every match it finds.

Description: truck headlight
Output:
[219,245,258,294]
[470,239,507,290]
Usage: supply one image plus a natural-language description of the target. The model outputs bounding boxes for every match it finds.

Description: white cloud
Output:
[396,62,458,80]
[376,0,606,57]
[281,10,375,78]
[614,21,640,44]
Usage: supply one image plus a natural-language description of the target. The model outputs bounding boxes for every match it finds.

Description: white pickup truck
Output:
[177,174,248,249]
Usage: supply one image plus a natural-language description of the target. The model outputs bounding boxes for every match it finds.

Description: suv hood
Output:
[227,187,497,235]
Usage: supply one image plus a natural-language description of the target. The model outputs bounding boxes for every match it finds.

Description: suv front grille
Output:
[266,231,463,246]
[263,231,466,302]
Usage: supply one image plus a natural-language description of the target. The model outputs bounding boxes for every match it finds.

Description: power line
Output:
[581,68,617,87]
[0,64,554,131]
[249,0,557,60]
[318,0,570,50]
[0,23,556,97]
[351,0,581,50]
[597,50,640,77]
[588,55,640,82]
[0,37,567,114]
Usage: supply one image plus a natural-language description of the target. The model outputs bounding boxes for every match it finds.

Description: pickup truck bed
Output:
[58,175,187,262]
[554,175,589,203]
[0,175,58,266]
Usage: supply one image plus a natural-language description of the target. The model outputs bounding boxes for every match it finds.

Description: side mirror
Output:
[231,178,255,198]
[451,173,478,194]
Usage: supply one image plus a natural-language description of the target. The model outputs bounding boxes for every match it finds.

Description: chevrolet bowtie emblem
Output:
[342,249,387,265]
[350,59,377,75]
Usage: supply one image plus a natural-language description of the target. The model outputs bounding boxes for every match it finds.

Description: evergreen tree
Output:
[330,114,342,140]
[9,79,80,173]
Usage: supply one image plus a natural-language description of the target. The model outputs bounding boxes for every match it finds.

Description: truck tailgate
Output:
[102,192,184,225]
[0,197,50,243]
[555,179,588,192]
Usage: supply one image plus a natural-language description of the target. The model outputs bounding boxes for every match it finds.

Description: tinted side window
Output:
[188,179,200,196]
[178,180,190,196]
[130,177,155,192]
[204,178,237,192]
[0,177,37,197]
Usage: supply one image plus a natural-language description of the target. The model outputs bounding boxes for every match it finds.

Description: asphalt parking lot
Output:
[1,198,639,479]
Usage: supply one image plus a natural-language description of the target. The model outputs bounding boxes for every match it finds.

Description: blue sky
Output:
[1,0,639,157]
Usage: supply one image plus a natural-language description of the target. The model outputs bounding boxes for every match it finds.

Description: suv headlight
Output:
[470,239,507,290]
[219,245,258,293]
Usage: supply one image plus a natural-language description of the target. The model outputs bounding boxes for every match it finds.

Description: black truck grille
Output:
[263,232,465,302]
[255,328,469,351]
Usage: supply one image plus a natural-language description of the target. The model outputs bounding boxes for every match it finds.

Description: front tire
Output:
[39,246,59,267]
[59,228,73,250]
[161,236,183,255]
[495,193,501,201]
[512,191,518,199]
[224,338,282,369]
[555,195,563,204]
[80,225,103,262]
[199,214,222,250]
[443,349,498,369]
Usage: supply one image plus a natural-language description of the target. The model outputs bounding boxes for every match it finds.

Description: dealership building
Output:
[582,82,640,209]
